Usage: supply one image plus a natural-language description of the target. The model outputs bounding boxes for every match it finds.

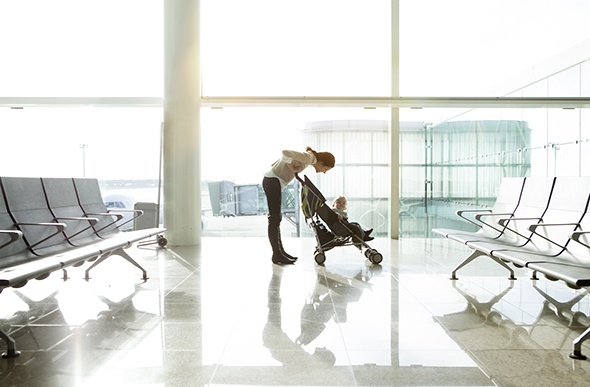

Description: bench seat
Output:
[452,177,556,246]
[0,257,62,289]
[0,177,165,281]
[433,177,526,242]
[526,261,590,287]
[0,176,166,358]
[0,176,167,289]
[432,175,590,360]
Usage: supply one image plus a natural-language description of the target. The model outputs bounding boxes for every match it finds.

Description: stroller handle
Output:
[295,173,327,203]
[294,173,305,184]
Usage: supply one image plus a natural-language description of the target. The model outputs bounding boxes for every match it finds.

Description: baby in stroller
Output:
[297,174,382,265]
[331,196,374,242]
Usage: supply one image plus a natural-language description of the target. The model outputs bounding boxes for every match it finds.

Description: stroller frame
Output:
[296,174,382,265]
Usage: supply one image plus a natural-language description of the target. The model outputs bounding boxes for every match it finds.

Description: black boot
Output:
[278,230,298,261]
[269,225,295,264]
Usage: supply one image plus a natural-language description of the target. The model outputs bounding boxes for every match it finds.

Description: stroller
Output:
[296,174,383,265]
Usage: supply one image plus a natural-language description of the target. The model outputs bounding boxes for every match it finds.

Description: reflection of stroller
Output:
[297,267,376,347]
[296,174,383,265]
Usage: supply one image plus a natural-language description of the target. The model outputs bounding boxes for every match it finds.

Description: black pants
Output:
[263,177,282,226]
[263,177,283,253]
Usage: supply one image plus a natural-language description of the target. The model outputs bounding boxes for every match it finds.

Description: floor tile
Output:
[2,236,590,386]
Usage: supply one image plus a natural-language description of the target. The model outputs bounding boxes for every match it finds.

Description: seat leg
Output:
[1,329,20,358]
[488,255,517,280]
[85,248,148,281]
[451,249,485,280]
[84,253,109,280]
[570,326,590,360]
[113,248,149,281]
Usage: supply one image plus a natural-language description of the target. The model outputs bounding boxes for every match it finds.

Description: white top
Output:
[264,150,317,189]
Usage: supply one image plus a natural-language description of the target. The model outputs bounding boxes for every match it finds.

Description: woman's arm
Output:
[282,150,314,164]
[282,150,315,173]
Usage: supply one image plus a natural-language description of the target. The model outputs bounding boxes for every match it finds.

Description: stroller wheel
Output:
[314,253,326,265]
[369,251,383,265]
[364,249,372,258]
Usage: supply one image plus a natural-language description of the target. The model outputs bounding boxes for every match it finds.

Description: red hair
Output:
[306,146,335,168]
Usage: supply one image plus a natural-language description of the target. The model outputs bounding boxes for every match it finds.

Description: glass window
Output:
[548,107,580,176]
[582,109,590,175]
[400,0,590,96]
[548,66,581,97]
[0,106,163,202]
[0,0,163,97]
[583,60,590,97]
[201,0,391,96]
[2,1,589,241]
[401,105,589,237]
[200,107,391,237]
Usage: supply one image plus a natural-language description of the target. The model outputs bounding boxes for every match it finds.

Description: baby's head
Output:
[332,196,347,210]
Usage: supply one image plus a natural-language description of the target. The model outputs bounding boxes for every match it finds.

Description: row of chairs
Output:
[433,176,590,359]
[0,176,166,358]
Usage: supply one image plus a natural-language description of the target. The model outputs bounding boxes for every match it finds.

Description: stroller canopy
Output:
[299,174,328,219]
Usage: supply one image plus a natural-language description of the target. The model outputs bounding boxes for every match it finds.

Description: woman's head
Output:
[306,146,335,173]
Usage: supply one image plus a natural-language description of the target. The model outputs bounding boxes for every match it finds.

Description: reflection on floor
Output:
[1,237,590,386]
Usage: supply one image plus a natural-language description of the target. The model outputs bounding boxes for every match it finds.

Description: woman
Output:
[263,146,335,264]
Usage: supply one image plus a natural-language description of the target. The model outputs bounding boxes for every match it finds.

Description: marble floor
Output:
[2,236,590,386]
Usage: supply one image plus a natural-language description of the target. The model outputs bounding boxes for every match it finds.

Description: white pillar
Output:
[163,0,201,246]
[390,0,400,239]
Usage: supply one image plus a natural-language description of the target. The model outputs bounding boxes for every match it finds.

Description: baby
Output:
[331,196,374,241]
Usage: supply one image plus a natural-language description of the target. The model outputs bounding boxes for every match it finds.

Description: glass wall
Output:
[0,107,164,205]
[200,0,391,96]
[399,0,590,96]
[400,55,590,237]
[200,0,590,98]
[0,0,163,97]
[1,1,589,238]
[200,107,391,237]
[299,120,390,236]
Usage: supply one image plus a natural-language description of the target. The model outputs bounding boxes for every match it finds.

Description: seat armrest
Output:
[0,230,23,250]
[571,231,590,249]
[111,209,144,215]
[55,217,100,241]
[492,217,542,242]
[456,209,492,216]
[572,231,590,240]
[527,222,580,249]
[474,212,513,221]
[0,230,23,241]
[108,209,144,230]
[15,222,68,252]
[56,216,99,225]
[529,223,579,233]
[86,212,124,221]
[498,217,542,227]
[454,211,512,233]
[16,222,67,232]
[453,209,490,227]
